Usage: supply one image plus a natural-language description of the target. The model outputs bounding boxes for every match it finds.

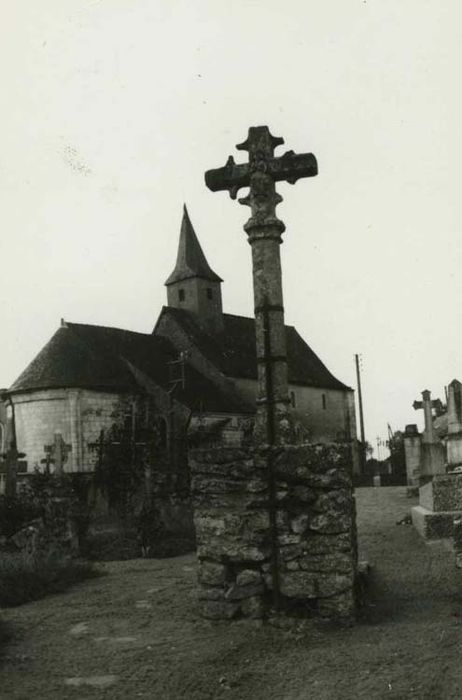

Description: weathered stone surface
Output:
[412,505,461,540]
[302,532,352,555]
[225,582,264,600]
[280,571,354,599]
[236,569,262,587]
[197,541,270,563]
[198,586,227,601]
[317,589,356,619]
[298,552,353,574]
[314,490,352,514]
[291,514,309,534]
[240,595,266,618]
[420,474,462,512]
[291,485,317,503]
[192,444,357,621]
[201,600,241,619]
[199,561,228,586]
[279,571,317,598]
[309,511,352,535]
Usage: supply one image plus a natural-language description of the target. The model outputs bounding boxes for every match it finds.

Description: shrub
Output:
[0,551,99,607]
[0,494,41,538]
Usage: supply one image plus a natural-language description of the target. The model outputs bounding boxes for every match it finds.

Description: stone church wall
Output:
[12,389,121,472]
[236,378,356,442]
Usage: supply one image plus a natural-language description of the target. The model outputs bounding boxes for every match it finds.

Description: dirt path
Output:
[1,487,462,699]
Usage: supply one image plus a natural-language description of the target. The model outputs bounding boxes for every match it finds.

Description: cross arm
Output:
[205,151,318,200]
[205,157,251,199]
[413,401,424,410]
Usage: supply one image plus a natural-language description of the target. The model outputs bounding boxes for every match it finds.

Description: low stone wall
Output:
[190,443,357,621]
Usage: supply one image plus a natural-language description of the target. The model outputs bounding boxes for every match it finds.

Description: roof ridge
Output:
[67,321,156,339]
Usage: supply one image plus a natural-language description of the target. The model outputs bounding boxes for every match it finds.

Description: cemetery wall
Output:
[191,443,357,621]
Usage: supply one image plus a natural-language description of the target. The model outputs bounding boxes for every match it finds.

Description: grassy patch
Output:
[0,552,100,608]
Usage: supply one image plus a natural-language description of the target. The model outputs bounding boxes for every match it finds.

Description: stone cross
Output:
[205,126,318,444]
[40,451,54,475]
[43,433,72,475]
[1,441,26,498]
[413,390,441,444]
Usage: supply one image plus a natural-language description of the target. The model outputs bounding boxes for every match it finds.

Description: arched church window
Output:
[178,289,185,302]
[290,391,296,408]
[206,288,213,300]
[0,423,4,453]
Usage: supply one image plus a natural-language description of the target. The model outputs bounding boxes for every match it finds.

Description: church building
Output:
[2,206,357,477]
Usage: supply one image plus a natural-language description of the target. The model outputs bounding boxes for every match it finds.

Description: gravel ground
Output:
[1,487,462,699]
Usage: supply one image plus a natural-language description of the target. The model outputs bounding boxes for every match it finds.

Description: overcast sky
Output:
[1,0,461,452]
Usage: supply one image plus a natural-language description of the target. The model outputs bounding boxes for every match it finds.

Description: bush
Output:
[0,551,99,607]
[0,495,41,538]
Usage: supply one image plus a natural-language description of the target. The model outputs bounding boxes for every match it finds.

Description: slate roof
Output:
[8,322,253,414]
[164,205,223,286]
[155,307,352,391]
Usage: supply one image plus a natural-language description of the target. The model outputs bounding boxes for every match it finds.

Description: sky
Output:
[1,0,461,454]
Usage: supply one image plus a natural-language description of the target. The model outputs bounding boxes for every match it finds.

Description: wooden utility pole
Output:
[355,354,367,473]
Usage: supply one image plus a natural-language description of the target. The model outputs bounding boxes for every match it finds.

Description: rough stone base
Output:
[411,505,462,541]
[191,444,358,623]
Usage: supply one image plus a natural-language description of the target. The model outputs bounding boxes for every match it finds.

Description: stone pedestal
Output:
[190,443,358,622]
[411,473,462,540]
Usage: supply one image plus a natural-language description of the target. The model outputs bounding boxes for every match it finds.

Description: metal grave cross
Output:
[88,429,106,471]
[205,126,318,445]
[1,441,26,497]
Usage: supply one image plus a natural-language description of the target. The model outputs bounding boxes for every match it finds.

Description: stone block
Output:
[298,552,354,574]
[420,474,462,512]
[200,600,241,620]
[411,505,462,540]
[240,595,265,619]
[225,582,264,601]
[301,532,353,555]
[199,561,228,586]
[291,485,317,503]
[280,570,354,599]
[236,569,262,587]
[317,589,356,620]
[309,511,351,535]
[291,514,309,534]
[196,541,270,563]
[314,489,352,514]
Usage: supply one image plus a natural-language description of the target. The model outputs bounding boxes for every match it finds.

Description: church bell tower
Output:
[165,205,224,332]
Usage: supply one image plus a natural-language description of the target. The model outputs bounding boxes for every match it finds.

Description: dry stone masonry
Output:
[191,443,357,620]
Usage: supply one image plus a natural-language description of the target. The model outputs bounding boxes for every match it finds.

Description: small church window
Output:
[206,288,213,300]
[322,393,327,410]
[178,289,185,302]
[290,391,296,407]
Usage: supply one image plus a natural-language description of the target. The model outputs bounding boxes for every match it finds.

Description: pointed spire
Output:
[165,205,223,286]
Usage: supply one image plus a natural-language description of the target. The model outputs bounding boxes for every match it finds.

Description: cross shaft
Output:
[205,126,318,445]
